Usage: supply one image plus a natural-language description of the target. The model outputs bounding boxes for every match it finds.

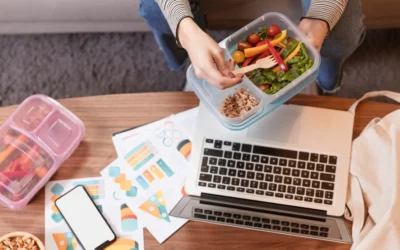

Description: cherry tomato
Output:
[237,42,253,51]
[232,51,245,63]
[247,33,260,46]
[267,24,281,38]
[256,40,267,47]
[258,84,270,91]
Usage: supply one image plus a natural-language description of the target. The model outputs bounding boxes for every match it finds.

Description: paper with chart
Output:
[102,112,198,243]
[44,177,144,250]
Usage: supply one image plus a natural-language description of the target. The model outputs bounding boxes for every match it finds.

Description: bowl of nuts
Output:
[0,232,45,250]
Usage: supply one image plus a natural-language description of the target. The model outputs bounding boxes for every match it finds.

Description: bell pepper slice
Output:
[272,42,302,72]
[244,30,287,58]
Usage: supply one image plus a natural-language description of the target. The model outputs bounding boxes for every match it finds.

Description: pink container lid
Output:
[0,95,85,209]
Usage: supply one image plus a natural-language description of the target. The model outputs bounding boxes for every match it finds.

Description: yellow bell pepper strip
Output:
[272,42,302,72]
[244,30,287,58]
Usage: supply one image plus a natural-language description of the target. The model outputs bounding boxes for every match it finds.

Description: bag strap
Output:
[349,91,400,114]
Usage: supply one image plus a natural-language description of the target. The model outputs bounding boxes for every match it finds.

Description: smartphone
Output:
[55,185,116,250]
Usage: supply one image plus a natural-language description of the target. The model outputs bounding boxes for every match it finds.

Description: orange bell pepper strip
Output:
[272,42,302,72]
[0,134,27,164]
[244,30,287,58]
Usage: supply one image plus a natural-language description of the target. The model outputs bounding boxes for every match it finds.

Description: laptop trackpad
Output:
[247,105,302,144]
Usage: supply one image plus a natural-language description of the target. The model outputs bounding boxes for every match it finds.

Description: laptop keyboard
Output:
[198,139,337,206]
[193,207,330,237]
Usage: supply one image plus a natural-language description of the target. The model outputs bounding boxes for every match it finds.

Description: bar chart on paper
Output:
[135,159,174,190]
[124,142,154,171]
[72,179,105,200]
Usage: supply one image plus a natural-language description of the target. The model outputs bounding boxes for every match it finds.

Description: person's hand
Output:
[178,18,244,89]
[298,18,329,52]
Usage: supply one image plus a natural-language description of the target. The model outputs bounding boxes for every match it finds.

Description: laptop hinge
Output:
[200,193,327,217]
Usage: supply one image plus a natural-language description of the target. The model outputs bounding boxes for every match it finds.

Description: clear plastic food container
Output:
[0,95,85,209]
[187,12,321,130]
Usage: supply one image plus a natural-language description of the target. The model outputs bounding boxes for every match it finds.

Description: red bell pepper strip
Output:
[255,50,272,62]
[265,40,288,71]
[242,56,256,67]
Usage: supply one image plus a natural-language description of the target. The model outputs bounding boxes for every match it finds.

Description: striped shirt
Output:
[155,0,348,37]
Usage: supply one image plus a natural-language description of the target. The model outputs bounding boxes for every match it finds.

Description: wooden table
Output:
[0,92,398,249]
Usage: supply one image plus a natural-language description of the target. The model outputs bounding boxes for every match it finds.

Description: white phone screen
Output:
[55,186,116,250]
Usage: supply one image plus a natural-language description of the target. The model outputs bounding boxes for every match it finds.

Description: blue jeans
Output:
[139,0,366,92]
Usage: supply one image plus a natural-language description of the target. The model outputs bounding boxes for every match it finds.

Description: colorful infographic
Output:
[121,204,138,232]
[177,139,192,160]
[134,159,174,190]
[124,142,154,170]
[50,183,65,223]
[139,190,170,223]
[52,232,78,250]
[104,238,139,250]
[72,179,105,200]
[108,166,138,198]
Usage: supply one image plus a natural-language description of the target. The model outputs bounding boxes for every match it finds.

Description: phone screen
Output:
[55,185,116,250]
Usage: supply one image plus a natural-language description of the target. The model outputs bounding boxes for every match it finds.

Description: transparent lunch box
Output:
[0,95,85,209]
[187,12,321,130]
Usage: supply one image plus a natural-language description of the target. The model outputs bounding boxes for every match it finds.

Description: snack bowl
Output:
[0,231,45,250]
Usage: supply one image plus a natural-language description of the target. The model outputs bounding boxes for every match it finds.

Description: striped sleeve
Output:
[305,0,348,31]
[155,0,193,37]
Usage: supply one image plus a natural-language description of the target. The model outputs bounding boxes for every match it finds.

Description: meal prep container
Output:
[187,12,321,130]
[0,95,85,209]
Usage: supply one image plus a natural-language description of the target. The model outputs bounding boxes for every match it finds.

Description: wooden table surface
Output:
[0,92,398,250]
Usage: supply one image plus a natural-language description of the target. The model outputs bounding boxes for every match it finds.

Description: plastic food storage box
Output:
[0,95,85,209]
[187,12,321,130]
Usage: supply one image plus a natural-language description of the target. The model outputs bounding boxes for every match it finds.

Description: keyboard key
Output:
[316,190,324,198]
[227,186,235,191]
[299,152,309,161]
[291,228,300,233]
[310,225,319,231]
[255,164,263,172]
[252,146,298,159]
[273,167,282,174]
[320,154,328,163]
[238,170,246,178]
[241,144,252,152]
[301,170,310,178]
[194,208,203,213]
[198,182,206,187]
[256,173,264,180]
[281,221,290,226]
[252,217,261,222]
[205,210,212,214]
[293,178,301,186]
[301,230,309,235]
[250,181,258,189]
[213,176,221,183]
[269,183,277,191]
[217,185,226,190]
[295,196,303,201]
[246,163,254,170]
[222,177,231,185]
[247,172,255,179]
[272,220,280,225]
[218,159,227,167]
[194,213,207,219]
[326,165,336,173]
[297,187,305,195]
[232,178,240,186]
[234,152,241,160]
[325,191,333,199]
[270,158,278,165]
[252,155,260,162]
[226,218,235,223]
[307,163,315,170]
[278,185,286,192]
[228,169,237,176]
[306,188,315,197]
[291,223,299,227]
[201,165,209,173]
[199,174,212,182]
[285,194,293,199]
[210,158,217,165]
[284,177,292,185]
[310,153,319,162]
[219,168,227,175]
[320,227,329,232]
[292,169,300,177]
[261,156,269,164]
[206,139,213,143]
[243,215,251,220]
[215,140,222,147]
[274,175,283,183]
[235,220,244,225]
[237,187,245,192]
[324,200,333,205]
[233,214,241,219]
[320,173,335,182]
[224,151,233,159]
[310,231,318,236]
[329,156,337,165]
[224,141,232,146]
[260,182,268,190]
[264,165,272,173]
[265,174,273,182]
[321,182,335,190]
[262,218,270,223]
[305,197,313,202]
[288,186,295,193]
[302,180,311,187]
[283,168,291,176]
[243,154,251,161]
[237,161,244,169]
[241,179,249,187]
[301,224,309,229]
[204,148,223,157]
[298,161,306,169]
[202,156,209,165]
[246,189,255,194]
[244,221,253,226]
[256,190,264,195]
[320,232,328,237]
[210,167,218,174]
[282,227,290,232]
[272,226,281,230]
[212,211,222,216]
[311,172,319,179]
[232,143,241,151]
[275,193,284,198]
[312,181,321,189]
[254,223,263,228]
[279,159,287,166]
[217,217,226,222]
[288,160,296,168]
[314,198,323,204]
[316,164,324,172]
[266,191,274,196]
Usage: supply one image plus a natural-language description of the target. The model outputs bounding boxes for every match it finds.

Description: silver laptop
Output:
[171,103,353,243]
